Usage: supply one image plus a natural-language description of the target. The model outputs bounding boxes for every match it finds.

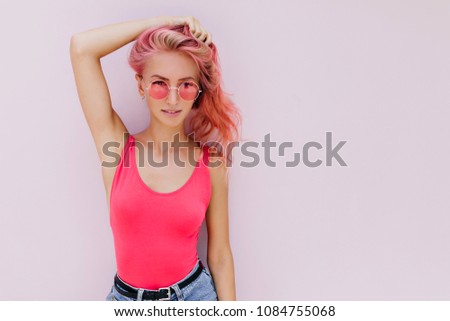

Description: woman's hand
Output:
[159,15,212,45]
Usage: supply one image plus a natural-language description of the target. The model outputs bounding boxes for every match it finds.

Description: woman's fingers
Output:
[186,16,211,43]
[168,16,212,44]
[205,32,213,45]
[197,32,208,43]
[200,32,213,45]
[191,18,203,37]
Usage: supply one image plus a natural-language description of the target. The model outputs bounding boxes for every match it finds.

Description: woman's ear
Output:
[135,74,144,96]
[193,93,203,109]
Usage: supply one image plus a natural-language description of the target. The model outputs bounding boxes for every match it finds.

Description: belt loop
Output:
[172,284,184,301]
[136,288,144,301]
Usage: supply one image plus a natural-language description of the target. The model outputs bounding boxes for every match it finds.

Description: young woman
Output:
[70,16,241,301]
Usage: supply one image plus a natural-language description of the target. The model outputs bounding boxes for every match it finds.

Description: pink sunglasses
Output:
[140,77,202,101]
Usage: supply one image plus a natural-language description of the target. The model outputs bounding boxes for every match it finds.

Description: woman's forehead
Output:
[144,51,199,78]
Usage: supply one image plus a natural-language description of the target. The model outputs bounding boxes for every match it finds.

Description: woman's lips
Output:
[161,109,182,117]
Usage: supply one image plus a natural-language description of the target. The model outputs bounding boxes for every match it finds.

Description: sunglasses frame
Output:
[139,76,202,101]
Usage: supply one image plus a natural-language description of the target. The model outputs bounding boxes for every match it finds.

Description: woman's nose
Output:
[167,87,179,104]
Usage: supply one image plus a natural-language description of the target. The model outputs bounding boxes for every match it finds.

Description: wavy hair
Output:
[128,24,242,168]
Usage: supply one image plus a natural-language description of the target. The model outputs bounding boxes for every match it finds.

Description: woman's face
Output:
[137,51,201,128]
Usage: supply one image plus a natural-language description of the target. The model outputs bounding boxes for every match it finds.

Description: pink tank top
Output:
[109,134,212,289]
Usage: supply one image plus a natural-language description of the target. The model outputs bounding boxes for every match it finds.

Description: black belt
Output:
[113,260,204,301]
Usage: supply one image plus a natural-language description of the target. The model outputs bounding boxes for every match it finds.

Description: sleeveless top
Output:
[109,134,212,289]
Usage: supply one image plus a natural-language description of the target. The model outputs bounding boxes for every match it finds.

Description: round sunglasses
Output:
[141,78,202,101]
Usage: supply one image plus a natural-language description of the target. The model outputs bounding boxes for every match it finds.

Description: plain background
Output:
[0,0,449,300]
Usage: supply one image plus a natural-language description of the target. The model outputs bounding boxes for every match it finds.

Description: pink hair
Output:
[128,24,242,168]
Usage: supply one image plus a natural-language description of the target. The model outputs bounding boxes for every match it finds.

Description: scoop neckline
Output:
[130,134,203,196]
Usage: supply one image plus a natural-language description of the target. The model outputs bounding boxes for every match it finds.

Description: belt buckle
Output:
[158,287,171,301]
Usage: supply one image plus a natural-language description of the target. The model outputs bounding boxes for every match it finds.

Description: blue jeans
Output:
[105,259,218,301]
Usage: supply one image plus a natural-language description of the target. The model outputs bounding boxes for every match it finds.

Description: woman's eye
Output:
[153,81,166,86]
[182,81,195,88]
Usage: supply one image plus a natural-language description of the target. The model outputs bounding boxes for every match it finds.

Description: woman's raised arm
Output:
[70,17,170,59]
[69,17,170,164]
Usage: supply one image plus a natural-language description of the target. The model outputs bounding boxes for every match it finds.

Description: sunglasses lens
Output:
[179,81,200,100]
[149,81,169,99]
